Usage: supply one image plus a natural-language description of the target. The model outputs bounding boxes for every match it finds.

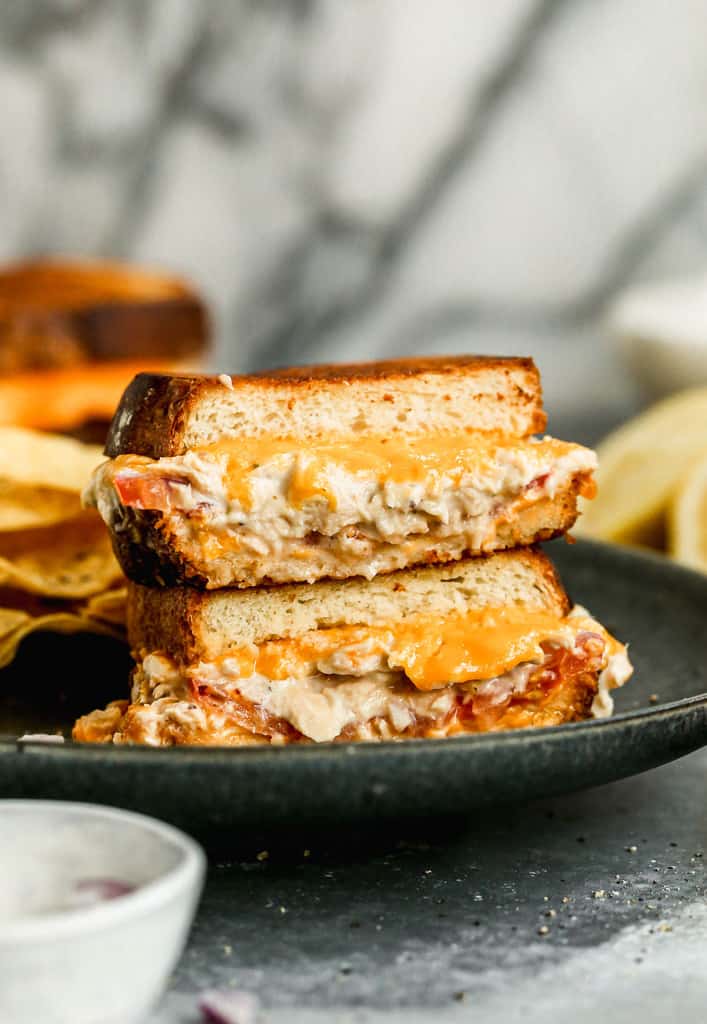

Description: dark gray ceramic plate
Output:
[0,539,706,834]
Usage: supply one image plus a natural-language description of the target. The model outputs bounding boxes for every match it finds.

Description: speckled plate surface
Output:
[0,539,706,835]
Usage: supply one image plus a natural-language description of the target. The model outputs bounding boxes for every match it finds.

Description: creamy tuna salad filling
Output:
[76,606,631,746]
[85,436,597,562]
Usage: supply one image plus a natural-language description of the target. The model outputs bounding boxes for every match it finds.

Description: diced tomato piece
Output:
[114,473,184,512]
[189,677,300,742]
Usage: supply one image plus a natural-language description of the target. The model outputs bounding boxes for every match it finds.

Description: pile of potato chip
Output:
[0,427,126,668]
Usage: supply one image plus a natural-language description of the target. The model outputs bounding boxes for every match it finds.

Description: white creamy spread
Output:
[235,672,462,743]
[129,659,527,745]
[591,648,633,718]
[85,440,596,555]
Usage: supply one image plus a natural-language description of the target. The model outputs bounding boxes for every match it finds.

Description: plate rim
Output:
[8,689,707,765]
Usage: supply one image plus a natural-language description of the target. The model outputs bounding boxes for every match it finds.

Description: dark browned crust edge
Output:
[257,355,537,383]
[104,356,545,458]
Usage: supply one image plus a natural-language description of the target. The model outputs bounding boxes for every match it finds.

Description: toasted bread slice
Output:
[89,357,596,589]
[127,548,569,664]
[74,551,633,746]
[105,356,546,458]
[0,259,209,432]
[0,259,208,372]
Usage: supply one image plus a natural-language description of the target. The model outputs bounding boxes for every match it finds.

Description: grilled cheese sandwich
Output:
[72,356,632,749]
[85,358,597,588]
[73,550,632,746]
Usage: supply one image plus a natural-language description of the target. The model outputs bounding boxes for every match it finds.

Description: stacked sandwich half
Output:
[75,356,632,746]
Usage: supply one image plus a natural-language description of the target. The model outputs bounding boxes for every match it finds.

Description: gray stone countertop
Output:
[152,746,707,1023]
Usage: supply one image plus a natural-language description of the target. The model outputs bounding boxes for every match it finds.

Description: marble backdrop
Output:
[2,0,707,421]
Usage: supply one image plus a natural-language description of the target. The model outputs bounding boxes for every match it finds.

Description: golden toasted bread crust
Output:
[256,355,535,383]
[126,547,570,665]
[0,259,209,373]
[104,356,545,458]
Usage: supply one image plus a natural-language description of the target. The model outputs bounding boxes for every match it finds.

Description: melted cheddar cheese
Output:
[215,607,586,692]
[93,433,596,526]
[206,433,590,510]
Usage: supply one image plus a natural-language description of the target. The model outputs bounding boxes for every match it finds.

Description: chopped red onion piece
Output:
[576,630,604,655]
[199,989,259,1024]
[73,878,136,905]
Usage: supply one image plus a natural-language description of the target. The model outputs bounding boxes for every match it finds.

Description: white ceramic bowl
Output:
[609,272,707,400]
[0,801,205,1024]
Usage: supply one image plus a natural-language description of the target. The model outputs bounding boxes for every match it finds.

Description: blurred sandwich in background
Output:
[0,259,209,440]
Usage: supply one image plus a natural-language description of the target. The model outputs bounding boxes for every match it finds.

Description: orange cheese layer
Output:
[217,608,583,691]
[196,433,594,510]
[0,360,191,431]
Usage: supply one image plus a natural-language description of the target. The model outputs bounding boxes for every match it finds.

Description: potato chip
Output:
[0,427,104,492]
[0,510,122,598]
[0,481,82,532]
[577,388,707,545]
[83,587,127,628]
[0,429,127,679]
[668,451,707,572]
[0,585,125,620]
[0,608,123,670]
[0,608,32,637]
[0,427,104,533]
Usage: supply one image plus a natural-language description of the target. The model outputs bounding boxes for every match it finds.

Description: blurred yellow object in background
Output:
[0,428,123,597]
[668,452,707,572]
[0,511,122,599]
[576,388,707,548]
[0,426,104,531]
[0,426,103,494]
